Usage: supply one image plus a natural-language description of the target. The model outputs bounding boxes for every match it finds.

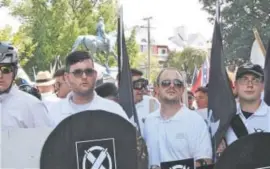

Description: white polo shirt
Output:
[48,92,129,126]
[1,86,53,130]
[226,100,270,145]
[143,105,212,166]
[196,108,208,120]
[136,95,160,135]
[41,92,61,110]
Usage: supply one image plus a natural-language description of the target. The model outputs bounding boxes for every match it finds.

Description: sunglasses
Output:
[0,66,13,74]
[160,79,184,88]
[70,68,96,78]
[133,78,148,90]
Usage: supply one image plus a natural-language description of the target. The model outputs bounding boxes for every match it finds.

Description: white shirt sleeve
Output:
[143,117,160,167]
[30,101,54,127]
[115,104,130,121]
[191,118,213,160]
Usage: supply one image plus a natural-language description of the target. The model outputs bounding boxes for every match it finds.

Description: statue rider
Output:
[96,16,108,44]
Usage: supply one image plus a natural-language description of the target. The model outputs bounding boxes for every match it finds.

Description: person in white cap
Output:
[0,42,53,129]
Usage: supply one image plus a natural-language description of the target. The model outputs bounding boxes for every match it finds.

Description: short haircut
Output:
[156,67,183,84]
[117,68,143,81]
[53,67,66,78]
[95,82,118,98]
[65,51,94,71]
[195,87,208,94]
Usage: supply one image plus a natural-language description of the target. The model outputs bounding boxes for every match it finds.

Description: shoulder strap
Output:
[230,114,249,138]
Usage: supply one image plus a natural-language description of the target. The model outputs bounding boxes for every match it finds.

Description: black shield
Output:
[214,132,270,169]
[40,110,139,169]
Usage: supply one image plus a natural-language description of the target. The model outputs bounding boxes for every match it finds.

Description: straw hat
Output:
[35,71,55,86]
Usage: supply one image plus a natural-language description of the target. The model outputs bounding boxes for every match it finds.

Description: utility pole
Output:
[141,17,153,80]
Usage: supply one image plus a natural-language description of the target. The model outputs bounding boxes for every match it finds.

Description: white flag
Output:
[250,39,265,68]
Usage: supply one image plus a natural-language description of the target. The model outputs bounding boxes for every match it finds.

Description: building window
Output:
[161,49,167,54]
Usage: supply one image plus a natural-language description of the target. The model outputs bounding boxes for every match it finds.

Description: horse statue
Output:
[71,30,118,69]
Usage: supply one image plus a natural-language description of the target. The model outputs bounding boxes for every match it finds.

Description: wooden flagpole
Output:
[253,28,267,57]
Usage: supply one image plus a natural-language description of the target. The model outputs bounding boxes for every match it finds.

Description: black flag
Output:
[117,6,141,134]
[207,19,236,157]
[264,40,270,105]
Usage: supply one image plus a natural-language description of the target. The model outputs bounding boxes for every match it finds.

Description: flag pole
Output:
[208,0,220,163]
[253,28,267,57]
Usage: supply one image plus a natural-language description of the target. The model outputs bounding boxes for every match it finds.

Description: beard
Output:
[159,95,180,105]
[75,87,94,97]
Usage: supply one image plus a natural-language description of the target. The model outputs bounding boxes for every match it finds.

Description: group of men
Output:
[1,41,270,169]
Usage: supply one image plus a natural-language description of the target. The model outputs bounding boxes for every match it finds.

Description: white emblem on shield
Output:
[82,146,113,169]
[170,165,190,169]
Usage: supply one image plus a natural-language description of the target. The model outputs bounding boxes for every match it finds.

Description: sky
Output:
[0,0,214,40]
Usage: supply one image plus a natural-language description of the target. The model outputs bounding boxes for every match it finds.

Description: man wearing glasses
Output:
[0,42,53,129]
[143,68,212,168]
[117,69,160,135]
[48,51,128,126]
[226,63,270,145]
[53,67,71,98]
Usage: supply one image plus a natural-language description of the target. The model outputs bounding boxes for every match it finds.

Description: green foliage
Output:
[167,47,207,83]
[0,25,12,40]
[134,53,161,83]
[0,25,35,67]
[0,0,11,7]
[3,0,118,72]
[199,0,270,60]
[126,28,140,68]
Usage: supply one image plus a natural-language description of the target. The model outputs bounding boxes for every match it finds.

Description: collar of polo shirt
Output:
[154,104,186,121]
[237,100,269,117]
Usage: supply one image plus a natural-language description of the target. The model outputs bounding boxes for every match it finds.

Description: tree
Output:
[126,28,140,68]
[0,25,35,67]
[3,0,118,72]
[134,53,161,83]
[0,25,12,40]
[199,0,270,60]
[167,47,207,83]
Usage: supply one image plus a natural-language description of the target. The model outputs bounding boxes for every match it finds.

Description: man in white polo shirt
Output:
[117,69,160,135]
[226,63,270,145]
[48,51,128,126]
[143,68,212,168]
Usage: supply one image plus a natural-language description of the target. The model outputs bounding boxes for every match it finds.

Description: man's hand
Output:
[216,138,227,157]
[195,159,212,167]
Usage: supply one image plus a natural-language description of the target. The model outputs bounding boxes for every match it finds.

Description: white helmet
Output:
[0,41,18,64]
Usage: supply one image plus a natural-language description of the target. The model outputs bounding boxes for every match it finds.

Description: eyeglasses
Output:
[70,68,96,78]
[133,78,148,90]
[0,66,13,74]
[237,77,262,85]
[54,81,64,89]
[160,79,184,88]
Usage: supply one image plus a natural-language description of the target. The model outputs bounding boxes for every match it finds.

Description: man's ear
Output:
[64,72,70,86]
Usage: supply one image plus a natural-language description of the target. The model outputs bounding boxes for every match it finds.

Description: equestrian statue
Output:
[71,17,118,69]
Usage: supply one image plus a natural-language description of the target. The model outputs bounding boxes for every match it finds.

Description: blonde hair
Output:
[156,67,188,106]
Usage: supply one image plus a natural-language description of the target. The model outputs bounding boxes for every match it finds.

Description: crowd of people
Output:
[1,41,270,168]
